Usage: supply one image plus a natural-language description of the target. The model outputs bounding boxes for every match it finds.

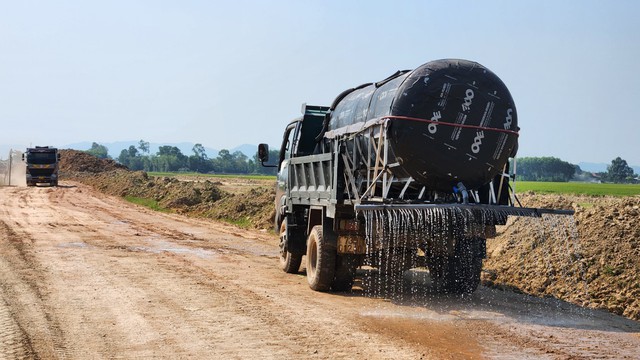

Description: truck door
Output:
[275,121,301,222]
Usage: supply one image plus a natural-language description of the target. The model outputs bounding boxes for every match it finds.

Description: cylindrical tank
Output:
[328,59,518,192]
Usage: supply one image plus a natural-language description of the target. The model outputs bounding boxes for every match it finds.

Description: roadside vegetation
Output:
[124,196,172,213]
[148,172,275,181]
[515,181,640,196]
[84,140,279,175]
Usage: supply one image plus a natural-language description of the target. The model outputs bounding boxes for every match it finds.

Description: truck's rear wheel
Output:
[306,225,336,291]
[279,220,303,274]
[332,254,361,292]
[429,237,484,295]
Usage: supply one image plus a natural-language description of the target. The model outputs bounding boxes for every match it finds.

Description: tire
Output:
[306,225,336,291]
[278,220,303,274]
[332,254,361,292]
[429,237,483,295]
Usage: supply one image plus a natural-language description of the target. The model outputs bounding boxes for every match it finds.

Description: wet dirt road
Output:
[1,182,639,359]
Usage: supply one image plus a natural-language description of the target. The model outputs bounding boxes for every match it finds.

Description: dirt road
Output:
[1,182,639,359]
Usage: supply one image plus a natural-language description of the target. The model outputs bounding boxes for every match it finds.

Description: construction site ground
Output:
[1,151,639,359]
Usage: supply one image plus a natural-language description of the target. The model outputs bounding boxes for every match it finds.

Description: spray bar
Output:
[355,203,574,217]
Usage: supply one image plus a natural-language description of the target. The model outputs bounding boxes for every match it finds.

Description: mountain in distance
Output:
[63,141,258,159]
[578,162,608,173]
[229,144,258,158]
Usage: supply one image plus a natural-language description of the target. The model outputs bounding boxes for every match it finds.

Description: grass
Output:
[124,196,171,213]
[221,217,251,228]
[148,172,276,181]
[514,181,640,196]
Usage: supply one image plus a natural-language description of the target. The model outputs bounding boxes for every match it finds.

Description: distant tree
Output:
[116,142,281,174]
[232,151,249,173]
[606,157,635,183]
[86,142,110,159]
[117,149,129,167]
[213,149,233,173]
[516,157,576,182]
[117,145,144,170]
[251,149,279,175]
[192,143,208,160]
[127,145,138,158]
[138,140,150,155]
[155,146,188,172]
[189,143,212,173]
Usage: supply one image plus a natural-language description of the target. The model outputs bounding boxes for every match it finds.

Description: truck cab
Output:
[267,105,329,226]
[23,146,61,186]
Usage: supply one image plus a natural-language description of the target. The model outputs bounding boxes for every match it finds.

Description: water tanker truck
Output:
[259,59,572,294]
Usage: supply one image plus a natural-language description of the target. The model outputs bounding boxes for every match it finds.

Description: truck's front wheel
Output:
[306,225,336,291]
[279,220,303,274]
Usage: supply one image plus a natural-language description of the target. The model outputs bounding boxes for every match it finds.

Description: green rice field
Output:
[147,172,639,197]
[513,181,640,196]
[148,172,276,181]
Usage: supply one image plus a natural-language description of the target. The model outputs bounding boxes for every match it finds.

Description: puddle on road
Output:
[360,307,507,323]
[132,239,216,259]
[57,242,91,249]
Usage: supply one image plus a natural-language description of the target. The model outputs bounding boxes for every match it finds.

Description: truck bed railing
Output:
[288,152,335,206]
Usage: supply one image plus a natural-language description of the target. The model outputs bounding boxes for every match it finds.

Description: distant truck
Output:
[259,59,573,294]
[23,146,61,186]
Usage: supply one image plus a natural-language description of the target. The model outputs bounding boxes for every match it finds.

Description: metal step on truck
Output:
[259,59,573,294]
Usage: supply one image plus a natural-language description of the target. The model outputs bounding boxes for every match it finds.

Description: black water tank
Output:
[328,59,518,191]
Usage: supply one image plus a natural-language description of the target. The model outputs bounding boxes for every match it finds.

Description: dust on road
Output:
[0,182,638,359]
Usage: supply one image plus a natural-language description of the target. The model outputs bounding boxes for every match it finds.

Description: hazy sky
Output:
[1,0,639,165]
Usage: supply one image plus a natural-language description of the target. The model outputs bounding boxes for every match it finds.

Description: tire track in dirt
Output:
[0,288,32,360]
[0,202,73,359]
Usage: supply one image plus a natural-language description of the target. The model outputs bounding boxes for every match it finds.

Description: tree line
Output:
[85,141,278,175]
[515,157,576,182]
[516,156,637,183]
[85,142,637,183]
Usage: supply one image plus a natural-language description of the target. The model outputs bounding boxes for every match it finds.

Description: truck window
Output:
[27,152,57,165]
[294,114,324,156]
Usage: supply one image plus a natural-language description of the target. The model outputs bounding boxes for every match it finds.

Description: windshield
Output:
[27,152,57,165]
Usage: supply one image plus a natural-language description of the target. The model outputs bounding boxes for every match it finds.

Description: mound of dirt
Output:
[192,186,275,230]
[483,193,640,321]
[61,150,275,230]
[59,149,127,173]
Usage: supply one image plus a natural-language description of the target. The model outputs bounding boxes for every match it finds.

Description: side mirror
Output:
[258,143,269,162]
[22,154,25,161]
[57,153,61,160]
[258,143,277,168]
